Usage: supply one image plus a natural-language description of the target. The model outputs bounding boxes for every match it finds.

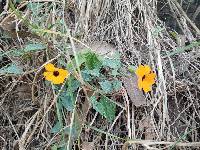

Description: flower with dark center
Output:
[135,65,156,93]
[43,63,70,84]
[53,71,59,77]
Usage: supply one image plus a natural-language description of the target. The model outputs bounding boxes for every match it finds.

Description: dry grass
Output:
[0,0,200,149]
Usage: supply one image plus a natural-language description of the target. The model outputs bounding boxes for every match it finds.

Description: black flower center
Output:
[53,71,59,77]
[142,75,146,81]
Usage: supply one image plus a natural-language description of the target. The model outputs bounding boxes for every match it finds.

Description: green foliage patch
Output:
[0,63,23,75]
[50,50,122,148]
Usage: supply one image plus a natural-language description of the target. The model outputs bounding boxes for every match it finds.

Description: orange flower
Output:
[135,65,156,93]
[43,63,70,84]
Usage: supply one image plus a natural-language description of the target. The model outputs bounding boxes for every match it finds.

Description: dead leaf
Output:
[89,41,115,57]
[122,72,146,107]
[72,41,116,57]
[82,142,95,150]
[0,15,17,31]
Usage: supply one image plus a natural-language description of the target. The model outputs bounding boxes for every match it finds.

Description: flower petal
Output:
[58,68,70,78]
[43,71,54,81]
[44,63,55,72]
[143,84,151,93]
[43,65,70,84]
[51,76,65,84]
[145,72,156,85]
[135,65,151,77]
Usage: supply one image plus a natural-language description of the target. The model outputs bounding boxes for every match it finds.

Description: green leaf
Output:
[90,96,116,121]
[59,94,74,111]
[111,69,119,76]
[128,65,136,73]
[0,63,23,75]
[27,2,45,11]
[58,78,79,112]
[16,0,23,3]
[102,58,121,69]
[51,121,62,133]
[84,52,102,70]
[24,43,46,52]
[99,80,122,93]
[70,78,81,91]
[12,49,24,56]
[0,48,23,57]
[89,68,100,77]
[82,68,100,77]
[112,80,122,91]
[99,80,112,93]
[81,71,92,81]
[3,43,47,57]
[67,53,85,70]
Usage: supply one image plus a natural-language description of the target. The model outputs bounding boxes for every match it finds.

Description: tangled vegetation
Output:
[0,0,200,149]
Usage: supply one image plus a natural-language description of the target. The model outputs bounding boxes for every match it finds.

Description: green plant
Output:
[49,50,122,149]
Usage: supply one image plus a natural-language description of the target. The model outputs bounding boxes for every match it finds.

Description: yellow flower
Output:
[135,65,156,93]
[43,63,70,84]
